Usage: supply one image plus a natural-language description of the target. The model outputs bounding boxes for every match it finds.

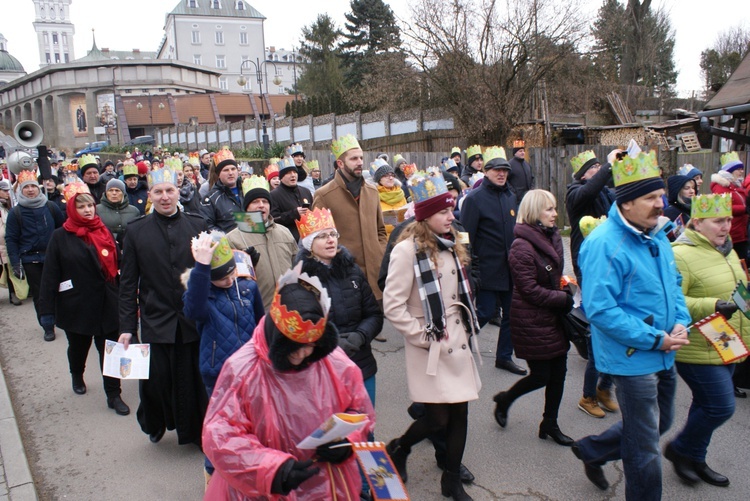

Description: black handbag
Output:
[561,307,590,360]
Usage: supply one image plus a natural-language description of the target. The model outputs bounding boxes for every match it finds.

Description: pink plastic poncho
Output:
[203,320,375,500]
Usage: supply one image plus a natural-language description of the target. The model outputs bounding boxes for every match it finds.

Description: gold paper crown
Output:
[213,147,236,169]
[264,163,280,179]
[691,194,732,220]
[513,140,525,149]
[571,150,597,173]
[79,154,98,168]
[295,207,336,241]
[408,170,449,203]
[307,160,320,171]
[242,175,270,195]
[269,263,331,344]
[612,151,660,187]
[721,151,742,170]
[484,146,507,163]
[17,170,38,185]
[450,147,461,156]
[579,215,607,238]
[188,152,199,166]
[122,164,138,177]
[163,157,183,171]
[402,163,417,178]
[62,161,77,172]
[466,145,482,159]
[147,168,177,188]
[331,134,361,159]
[63,182,91,202]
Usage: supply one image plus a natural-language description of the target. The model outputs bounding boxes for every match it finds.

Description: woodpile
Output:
[599,127,646,146]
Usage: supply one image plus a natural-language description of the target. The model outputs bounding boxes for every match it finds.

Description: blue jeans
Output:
[575,367,676,501]
[475,289,513,362]
[671,363,735,463]
[582,336,613,398]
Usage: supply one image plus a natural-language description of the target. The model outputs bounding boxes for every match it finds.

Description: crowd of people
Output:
[0,137,748,501]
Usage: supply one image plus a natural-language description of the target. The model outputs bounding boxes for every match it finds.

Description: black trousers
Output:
[66,331,121,398]
[399,401,469,474]
[504,354,568,422]
[23,262,44,326]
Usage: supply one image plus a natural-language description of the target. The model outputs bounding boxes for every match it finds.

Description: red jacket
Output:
[711,172,748,244]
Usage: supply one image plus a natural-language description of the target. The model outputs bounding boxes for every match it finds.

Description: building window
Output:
[52,33,59,45]
[191,31,201,44]
[62,33,67,45]
[54,53,60,63]
[215,31,224,45]
[216,55,226,69]
[43,32,49,45]
[46,52,51,63]
[188,0,198,7]
[278,86,284,94]
[275,66,282,76]
[219,77,228,90]
[236,1,244,9]
[239,32,248,45]
[64,53,69,63]
[193,54,202,65]
[211,0,221,8]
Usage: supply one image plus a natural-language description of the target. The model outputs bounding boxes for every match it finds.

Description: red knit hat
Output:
[136,161,149,176]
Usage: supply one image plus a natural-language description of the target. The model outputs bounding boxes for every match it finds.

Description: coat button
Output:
[438,273,443,278]
[452,269,456,275]
[452,294,456,300]
[462,344,467,349]
[455,319,460,324]
[448,348,453,354]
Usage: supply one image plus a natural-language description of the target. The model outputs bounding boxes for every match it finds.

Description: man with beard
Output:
[571,151,690,499]
[508,140,535,203]
[123,163,148,215]
[312,135,386,301]
[118,166,208,446]
[269,158,313,241]
[200,149,243,232]
[79,154,106,204]
[226,175,297,311]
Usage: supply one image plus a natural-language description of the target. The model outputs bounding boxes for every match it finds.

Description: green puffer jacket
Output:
[672,228,750,365]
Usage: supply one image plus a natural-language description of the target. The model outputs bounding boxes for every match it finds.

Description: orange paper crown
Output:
[63,181,91,202]
[402,163,417,179]
[16,170,38,185]
[269,263,331,343]
[295,207,335,241]
[264,163,280,180]
[513,140,525,149]
[213,148,236,169]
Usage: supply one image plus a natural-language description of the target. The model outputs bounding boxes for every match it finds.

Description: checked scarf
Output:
[413,234,480,342]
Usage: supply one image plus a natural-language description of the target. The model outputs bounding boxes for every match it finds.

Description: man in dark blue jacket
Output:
[460,147,525,375]
[200,150,243,232]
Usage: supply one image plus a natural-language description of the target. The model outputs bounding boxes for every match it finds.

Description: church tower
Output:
[32,0,75,66]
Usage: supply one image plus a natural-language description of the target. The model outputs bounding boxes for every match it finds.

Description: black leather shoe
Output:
[71,374,86,395]
[44,329,56,342]
[488,316,501,327]
[664,442,699,485]
[149,427,166,443]
[107,396,131,416]
[386,439,410,483]
[539,422,574,446]
[693,462,729,487]
[492,392,510,428]
[572,443,609,490]
[734,387,747,398]
[494,360,527,376]
[436,457,475,485]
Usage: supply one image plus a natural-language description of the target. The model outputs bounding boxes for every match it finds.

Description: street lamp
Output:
[237,58,282,156]
[136,99,165,137]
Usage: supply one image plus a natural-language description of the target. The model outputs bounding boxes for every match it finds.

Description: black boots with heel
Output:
[441,471,473,500]
[539,421,574,446]
[386,438,411,483]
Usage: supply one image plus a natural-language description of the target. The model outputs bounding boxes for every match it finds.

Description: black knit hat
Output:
[242,187,271,209]
[615,178,665,205]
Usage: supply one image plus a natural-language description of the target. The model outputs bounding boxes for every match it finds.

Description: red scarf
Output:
[63,194,118,282]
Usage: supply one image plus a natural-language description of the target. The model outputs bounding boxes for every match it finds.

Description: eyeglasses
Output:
[382,173,396,178]
[313,230,340,241]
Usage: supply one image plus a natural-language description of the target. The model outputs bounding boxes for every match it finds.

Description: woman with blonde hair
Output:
[384,172,480,501]
[492,189,574,445]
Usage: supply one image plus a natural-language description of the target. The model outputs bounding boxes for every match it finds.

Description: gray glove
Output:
[339,332,366,357]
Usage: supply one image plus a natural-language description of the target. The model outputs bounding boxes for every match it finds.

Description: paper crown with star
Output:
[571,150,598,174]
[612,151,660,187]
[242,175,270,195]
[691,193,732,219]
[331,134,361,159]
[295,207,336,242]
[270,263,331,344]
[63,181,91,202]
[408,170,449,203]
[720,151,743,171]
[163,157,183,172]
[484,146,507,164]
[147,168,177,188]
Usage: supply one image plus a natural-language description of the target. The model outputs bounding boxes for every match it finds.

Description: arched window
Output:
[236,1,244,10]
[211,0,221,9]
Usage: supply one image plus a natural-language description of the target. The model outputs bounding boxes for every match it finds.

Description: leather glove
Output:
[316,440,353,464]
[339,332,366,357]
[563,293,575,314]
[40,315,55,330]
[244,246,261,267]
[12,264,24,280]
[715,300,738,320]
[271,459,319,495]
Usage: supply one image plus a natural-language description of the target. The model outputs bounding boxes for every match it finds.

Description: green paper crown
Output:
[79,154,98,168]
[691,194,732,219]
[122,164,138,177]
[466,145,483,159]
[721,151,741,169]
[307,160,320,171]
[210,232,234,270]
[612,151,659,187]
[163,157,183,171]
[242,175,270,195]
[450,147,461,156]
[408,170,449,203]
[331,134,361,159]
[571,150,597,173]
[484,146,507,163]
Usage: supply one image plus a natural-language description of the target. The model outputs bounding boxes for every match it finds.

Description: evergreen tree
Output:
[700,25,750,94]
[297,14,345,98]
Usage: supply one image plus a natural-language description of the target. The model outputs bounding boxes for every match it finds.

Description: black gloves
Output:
[339,332,366,357]
[563,293,575,314]
[716,300,739,320]
[316,440,353,464]
[244,246,261,267]
[271,459,319,495]
[12,264,24,280]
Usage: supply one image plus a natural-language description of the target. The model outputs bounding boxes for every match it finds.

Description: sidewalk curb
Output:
[0,360,38,501]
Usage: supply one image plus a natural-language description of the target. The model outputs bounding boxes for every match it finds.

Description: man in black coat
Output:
[269,158,313,241]
[123,164,148,215]
[508,142,535,203]
[118,169,208,446]
[460,149,526,376]
[80,159,107,204]
[199,150,243,232]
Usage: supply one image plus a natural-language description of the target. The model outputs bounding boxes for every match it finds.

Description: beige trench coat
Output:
[383,238,481,403]
[312,172,387,300]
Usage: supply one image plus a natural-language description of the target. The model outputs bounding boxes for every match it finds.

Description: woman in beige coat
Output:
[383,172,481,501]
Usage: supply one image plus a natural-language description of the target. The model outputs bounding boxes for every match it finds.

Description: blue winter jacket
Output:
[5,203,64,267]
[183,263,264,391]
[580,204,691,376]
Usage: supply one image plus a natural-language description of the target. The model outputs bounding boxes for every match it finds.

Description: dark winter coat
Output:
[47,189,67,220]
[664,174,693,227]
[182,263,264,391]
[460,164,480,187]
[459,177,517,291]
[270,182,313,241]
[508,223,569,361]
[564,163,614,280]
[96,197,141,248]
[125,179,148,215]
[200,179,243,232]
[179,178,202,214]
[119,210,208,343]
[295,246,382,380]
[86,178,107,204]
[5,202,64,266]
[38,227,119,335]
[508,156,535,202]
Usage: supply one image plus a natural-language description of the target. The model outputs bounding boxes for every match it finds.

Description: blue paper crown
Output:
[286,143,304,156]
[147,168,178,188]
[408,171,449,203]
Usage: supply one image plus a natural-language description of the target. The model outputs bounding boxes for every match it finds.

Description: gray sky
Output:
[1,0,747,97]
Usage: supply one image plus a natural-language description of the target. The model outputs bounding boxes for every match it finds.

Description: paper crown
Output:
[62,161,77,172]
[466,145,482,159]
[721,151,743,170]
[270,263,331,344]
[612,151,659,187]
[240,162,253,174]
[678,163,699,177]
[691,194,732,219]
[63,181,91,202]
[469,171,485,186]
[402,163,417,179]
[79,154,98,168]
[295,207,336,241]
[286,143,305,157]
[331,134,361,159]
[242,175,270,195]
[571,150,597,173]
[213,148,237,170]
[408,170,449,203]
[307,160,320,171]
[16,170,38,186]
[443,158,458,171]
[191,231,235,278]
[450,147,461,157]
[122,164,138,177]
[163,157,183,172]
[369,158,389,176]
[264,162,280,180]
[513,140,525,149]
[393,154,406,166]
[579,215,607,238]
[147,168,177,188]
[278,157,296,171]
[188,153,200,167]
[484,146,507,163]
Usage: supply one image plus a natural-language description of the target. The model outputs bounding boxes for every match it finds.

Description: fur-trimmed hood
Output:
[711,170,738,188]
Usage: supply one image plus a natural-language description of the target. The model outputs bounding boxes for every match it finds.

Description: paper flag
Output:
[353,442,410,501]
[232,211,266,234]
[732,281,750,320]
[694,312,750,364]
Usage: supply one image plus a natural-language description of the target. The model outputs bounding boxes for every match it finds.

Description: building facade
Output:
[32,0,76,66]
[0,34,27,86]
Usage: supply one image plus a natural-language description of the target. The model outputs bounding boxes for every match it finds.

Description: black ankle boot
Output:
[492,392,510,428]
[386,439,410,483]
[441,470,473,500]
[539,421,574,446]
[664,442,699,485]
[71,374,86,395]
